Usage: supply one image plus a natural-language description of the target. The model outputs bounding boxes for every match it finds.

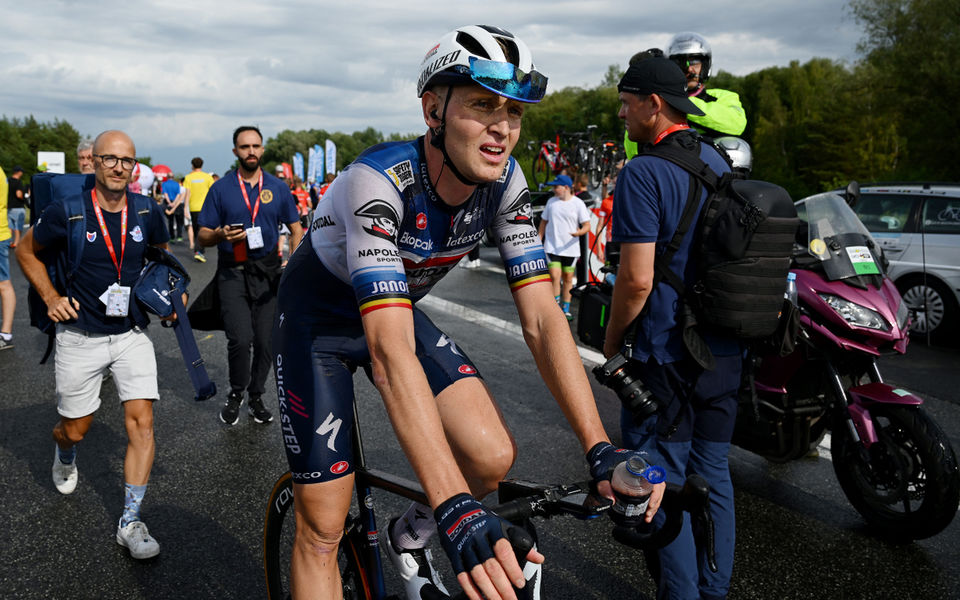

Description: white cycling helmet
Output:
[714,136,752,174]
[667,31,712,86]
[417,25,547,103]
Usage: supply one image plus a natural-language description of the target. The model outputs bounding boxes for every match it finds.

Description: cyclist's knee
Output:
[295,516,345,555]
[465,438,517,496]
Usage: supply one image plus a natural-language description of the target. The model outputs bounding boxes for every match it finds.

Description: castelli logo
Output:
[330,461,349,474]
[416,212,427,230]
[458,365,476,375]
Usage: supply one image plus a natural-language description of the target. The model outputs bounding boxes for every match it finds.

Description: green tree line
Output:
[0,116,82,177]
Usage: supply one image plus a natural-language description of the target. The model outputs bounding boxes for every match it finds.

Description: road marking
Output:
[419,295,604,367]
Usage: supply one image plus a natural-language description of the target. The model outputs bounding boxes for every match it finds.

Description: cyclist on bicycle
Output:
[625,32,747,159]
[273,25,664,600]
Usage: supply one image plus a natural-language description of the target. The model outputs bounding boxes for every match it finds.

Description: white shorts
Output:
[55,325,159,418]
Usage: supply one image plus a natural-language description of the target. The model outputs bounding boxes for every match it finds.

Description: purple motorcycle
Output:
[738,188,960,540]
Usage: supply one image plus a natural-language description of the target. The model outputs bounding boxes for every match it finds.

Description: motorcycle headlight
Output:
[818,293,890,331]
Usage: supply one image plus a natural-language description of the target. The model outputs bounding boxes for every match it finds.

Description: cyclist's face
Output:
[436,85,524,183]
[682,58,702,90]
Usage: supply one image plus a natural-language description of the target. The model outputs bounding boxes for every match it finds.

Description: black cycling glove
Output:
[586,441,650,483]
[435,493,510,575]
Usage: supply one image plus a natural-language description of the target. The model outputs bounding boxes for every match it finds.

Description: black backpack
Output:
[637,132,799,368]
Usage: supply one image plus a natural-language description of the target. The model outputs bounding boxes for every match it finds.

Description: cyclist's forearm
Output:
[369,338,473,507]
[516,288,609,451]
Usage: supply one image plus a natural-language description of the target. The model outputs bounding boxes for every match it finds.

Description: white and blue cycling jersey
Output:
[273,137,550,482]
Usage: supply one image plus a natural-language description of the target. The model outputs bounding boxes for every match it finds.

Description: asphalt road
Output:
[1,241,959,599]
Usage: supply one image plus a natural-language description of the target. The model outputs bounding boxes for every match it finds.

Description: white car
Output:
[849,183,960,340]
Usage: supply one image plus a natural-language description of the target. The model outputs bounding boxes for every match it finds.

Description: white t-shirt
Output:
[541,195,591,257]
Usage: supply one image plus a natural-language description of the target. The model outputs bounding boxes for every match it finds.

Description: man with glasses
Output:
[16,130,171,559]
[197,126,303,427]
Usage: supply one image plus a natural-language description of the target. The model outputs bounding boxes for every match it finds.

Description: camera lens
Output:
[593,354,658,423]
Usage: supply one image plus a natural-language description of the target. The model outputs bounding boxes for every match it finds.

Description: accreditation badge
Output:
[246,226,265,249]
[100,282,131,317]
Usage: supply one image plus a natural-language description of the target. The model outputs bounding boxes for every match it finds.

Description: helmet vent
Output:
[456,32,491,60]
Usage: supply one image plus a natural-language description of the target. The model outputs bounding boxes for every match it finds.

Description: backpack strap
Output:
[38,193,87,365]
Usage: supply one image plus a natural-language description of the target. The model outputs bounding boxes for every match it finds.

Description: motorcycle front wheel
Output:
[831,404,960,540]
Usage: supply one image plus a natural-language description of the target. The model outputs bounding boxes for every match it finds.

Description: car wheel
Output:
[898,277,959,341]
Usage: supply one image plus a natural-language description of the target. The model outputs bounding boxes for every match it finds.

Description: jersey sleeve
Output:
[489,167,551,292]
[336,165,412,315]
[689,88,747,136]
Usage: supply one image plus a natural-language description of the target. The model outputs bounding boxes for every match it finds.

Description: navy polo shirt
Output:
[197,170,299,263]
[612,138,740,364]
[33,191,170,335]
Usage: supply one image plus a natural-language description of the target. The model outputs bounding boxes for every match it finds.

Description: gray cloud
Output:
[1,0,862,173]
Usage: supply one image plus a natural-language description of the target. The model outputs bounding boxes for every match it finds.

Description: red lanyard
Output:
[91,189,127,281]
[237,170,263,226]
[654,123,691,145]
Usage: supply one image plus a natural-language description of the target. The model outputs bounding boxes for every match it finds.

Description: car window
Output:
[855,194,914,233]
[923,196,960,234]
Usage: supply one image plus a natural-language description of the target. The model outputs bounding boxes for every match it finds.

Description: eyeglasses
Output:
[94,154,137,170]
[467,56,548,103]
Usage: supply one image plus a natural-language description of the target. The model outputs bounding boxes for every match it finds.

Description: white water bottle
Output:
[610,456,666,527]
[785,272,798,306]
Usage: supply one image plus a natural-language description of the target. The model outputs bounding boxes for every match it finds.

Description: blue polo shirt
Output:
[612,137,739,364]
[197,169,299,264]
[33,191,169,334]
[161,178,181,204]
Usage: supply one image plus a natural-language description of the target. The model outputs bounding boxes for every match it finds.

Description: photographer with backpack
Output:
[603,57,740,600]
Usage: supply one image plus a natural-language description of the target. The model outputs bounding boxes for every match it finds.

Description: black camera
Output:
[592,353,658,423]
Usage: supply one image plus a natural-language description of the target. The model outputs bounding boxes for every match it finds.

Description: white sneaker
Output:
[116,520,160,559]
[52,446,78,495]
[385,519,448,599]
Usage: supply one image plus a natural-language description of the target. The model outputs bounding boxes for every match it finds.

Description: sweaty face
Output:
[234,130,264,173]
[439,85,524,183]
[78,148,95,174]
[93,133,137,194]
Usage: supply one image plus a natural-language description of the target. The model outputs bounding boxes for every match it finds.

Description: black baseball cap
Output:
[12,165,23,173]
[617,57,705,116]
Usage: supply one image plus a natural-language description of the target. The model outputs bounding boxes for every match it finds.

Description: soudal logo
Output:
[311,214,335,231]
[330,461,349,475]
[416,212,427,230]
[458,365,476,375]
[400,231,433,251]
[446,509,483,540]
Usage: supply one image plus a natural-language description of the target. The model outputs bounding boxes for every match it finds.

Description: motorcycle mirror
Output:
[844,181,860,208]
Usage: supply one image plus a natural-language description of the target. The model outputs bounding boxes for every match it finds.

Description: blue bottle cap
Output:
[642,466,666,484]
[787,272,797,281]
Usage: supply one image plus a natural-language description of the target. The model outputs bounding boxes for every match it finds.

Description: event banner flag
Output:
[293,152,304,182]
[325,139,336,176]
[313,144,324,181]
[306,146,317,183]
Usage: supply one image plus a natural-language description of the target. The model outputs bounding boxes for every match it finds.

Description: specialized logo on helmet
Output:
[354,199,400,242]
[502,189,533,226]
[386,160,415,192]
[260,189,274,204]
[417,49,461,91]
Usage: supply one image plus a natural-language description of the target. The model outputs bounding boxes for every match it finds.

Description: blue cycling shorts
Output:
[272,306,482,484]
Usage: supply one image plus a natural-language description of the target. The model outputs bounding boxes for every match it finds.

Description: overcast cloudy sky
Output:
[1,0,863,175]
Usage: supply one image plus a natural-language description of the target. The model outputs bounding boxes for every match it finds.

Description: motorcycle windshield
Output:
[796,193,883,281]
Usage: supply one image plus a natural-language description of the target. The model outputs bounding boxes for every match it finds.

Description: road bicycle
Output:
[263,394,717,599]
[597,140,626,184]
[530,137,572,189]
